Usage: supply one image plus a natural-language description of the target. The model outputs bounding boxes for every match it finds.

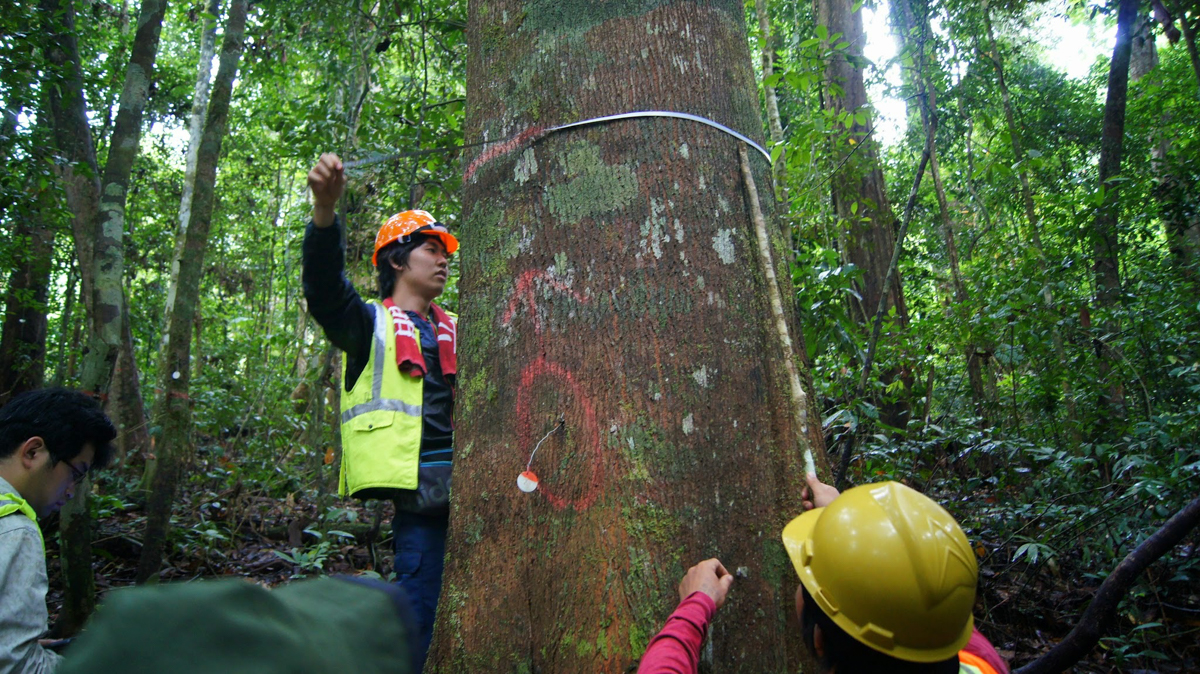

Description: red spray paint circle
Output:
[514,357,603,510]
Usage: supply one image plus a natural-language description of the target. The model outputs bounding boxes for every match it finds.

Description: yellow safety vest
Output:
[338,300,455,498]
[0,492,42,548]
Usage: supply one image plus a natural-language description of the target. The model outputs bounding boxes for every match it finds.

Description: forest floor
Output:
[39,450,1200,673]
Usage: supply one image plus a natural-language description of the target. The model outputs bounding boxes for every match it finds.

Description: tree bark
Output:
[142,0,222,492]
[175,0,221,253]
[1091,0,1140,422]
[820,0,908,328]
[1169,1,1200,94]
[53,263,79,386]
[40,0,168,631]
[108,300,149,466]
[836,105,933,487]
[137,0,249,583]
[428,2,824,670]
[0,199,56,405]
[1152,5,1200,278]
[819,0,912,428]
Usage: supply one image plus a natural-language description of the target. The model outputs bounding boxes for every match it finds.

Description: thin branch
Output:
[834,96,935,489]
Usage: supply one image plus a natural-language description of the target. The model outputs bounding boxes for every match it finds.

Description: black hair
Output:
[0,388,116,471]
[376,233,437,300]
[800,585,960,674]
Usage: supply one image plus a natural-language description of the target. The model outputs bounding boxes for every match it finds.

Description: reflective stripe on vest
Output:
[338,301,427,497]
[958,649,1001,674]
[0,493,42,548]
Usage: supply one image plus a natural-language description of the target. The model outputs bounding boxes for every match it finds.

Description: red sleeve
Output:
[964,627,1010,674]
[635,592,716,674]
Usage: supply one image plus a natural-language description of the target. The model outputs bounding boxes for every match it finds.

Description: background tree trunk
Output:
[136,0,248,583]
[1091,0,1140,422]
[982,7,1079,445]
[0,204,56,405]
[429,1,824,671]
[41,0,167,631]
[176,0,221,245]
[142,0,221,492]
[0,110,57,405]
[819,0,912,428]
[108,301,149,466]
[892,0,990,424]
[754,0,788,203]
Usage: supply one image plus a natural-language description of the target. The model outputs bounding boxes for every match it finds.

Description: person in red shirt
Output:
[637,475,1009,674]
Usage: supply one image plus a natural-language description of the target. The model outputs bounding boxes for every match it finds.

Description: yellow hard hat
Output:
[781,481,977,663]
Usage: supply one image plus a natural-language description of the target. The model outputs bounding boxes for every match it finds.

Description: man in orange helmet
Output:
[637,475,1009,674]
[303,153,459,670]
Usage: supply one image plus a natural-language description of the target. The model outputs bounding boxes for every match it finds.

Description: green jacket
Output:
[60,577,414,674]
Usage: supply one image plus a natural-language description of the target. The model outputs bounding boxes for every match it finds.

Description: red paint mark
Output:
[506,270,602,511]
[502,270,587,333]
[463,126,547,183]
[516,357,603,511]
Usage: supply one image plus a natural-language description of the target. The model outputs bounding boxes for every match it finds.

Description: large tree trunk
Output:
[428,2,824,671]
[40,0,168,631]
[819,0,911,428]
[137,0,248,583]
[1091,0,1140,422]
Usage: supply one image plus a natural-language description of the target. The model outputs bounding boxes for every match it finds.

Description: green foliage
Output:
[274,538,333,578]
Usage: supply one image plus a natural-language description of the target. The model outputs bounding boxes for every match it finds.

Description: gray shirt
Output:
[0,475,61,674]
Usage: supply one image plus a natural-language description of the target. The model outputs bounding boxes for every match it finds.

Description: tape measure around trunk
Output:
[343,110,772,169]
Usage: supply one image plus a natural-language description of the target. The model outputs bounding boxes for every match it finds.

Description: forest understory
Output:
[5,0,1200,670]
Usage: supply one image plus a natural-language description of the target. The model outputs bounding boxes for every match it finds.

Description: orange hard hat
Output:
[373,210,459,266]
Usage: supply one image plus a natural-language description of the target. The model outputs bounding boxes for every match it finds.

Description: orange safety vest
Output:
[959,648,1002,674]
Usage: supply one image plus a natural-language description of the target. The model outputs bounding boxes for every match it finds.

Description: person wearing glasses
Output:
[0,388,115,674]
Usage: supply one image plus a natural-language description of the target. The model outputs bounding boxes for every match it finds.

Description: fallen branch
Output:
[738,143,817,466]
[1015,494,1200,674]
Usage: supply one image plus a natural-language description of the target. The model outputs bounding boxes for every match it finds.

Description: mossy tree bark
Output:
[136,0,248,583]
[429,1,824,672]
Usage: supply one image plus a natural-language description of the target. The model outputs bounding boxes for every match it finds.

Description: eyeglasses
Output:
[66,461,88,486]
